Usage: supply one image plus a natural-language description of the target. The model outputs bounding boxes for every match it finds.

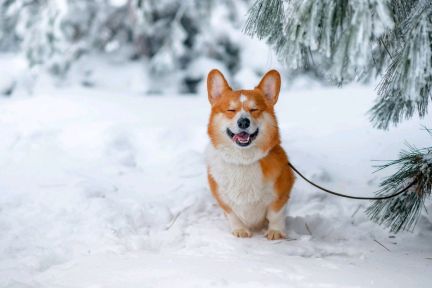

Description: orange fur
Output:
[207,88,281,151]
[259,145,295,212]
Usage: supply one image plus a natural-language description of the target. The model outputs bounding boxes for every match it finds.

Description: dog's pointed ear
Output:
[207,69,231,104]
[256,70,281,105]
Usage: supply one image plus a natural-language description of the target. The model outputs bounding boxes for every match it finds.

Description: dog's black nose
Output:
[237,118,250,129]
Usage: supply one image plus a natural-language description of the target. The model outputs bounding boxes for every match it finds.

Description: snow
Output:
[1,64,432,287]
[0,54,27,96]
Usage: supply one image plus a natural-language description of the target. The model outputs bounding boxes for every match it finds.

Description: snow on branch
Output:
[367,128,432,233]
[245,0,394,84]
[245,0,432,129]
[371,0,432,129]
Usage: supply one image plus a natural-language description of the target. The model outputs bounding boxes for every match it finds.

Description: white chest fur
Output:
[206,144,275,228]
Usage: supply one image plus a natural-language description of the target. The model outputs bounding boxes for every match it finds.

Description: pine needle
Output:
[366,130,432,233]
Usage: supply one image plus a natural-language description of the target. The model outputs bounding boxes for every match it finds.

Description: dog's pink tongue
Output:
[233,132,250,142]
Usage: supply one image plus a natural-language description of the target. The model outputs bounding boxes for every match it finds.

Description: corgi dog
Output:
[206,69,295,240]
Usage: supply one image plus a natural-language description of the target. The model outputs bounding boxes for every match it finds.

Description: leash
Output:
[288,162,417,201]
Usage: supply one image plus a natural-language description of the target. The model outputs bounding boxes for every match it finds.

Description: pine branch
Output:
[245,0,432,129]
[243,0,284,40]
[244,0,394,84]
[370,0,432,129]
[366,129,432,233]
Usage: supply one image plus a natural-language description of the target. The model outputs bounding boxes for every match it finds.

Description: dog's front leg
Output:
[265,167,293,240]
[265,207,286,240]
[226,212,252,238]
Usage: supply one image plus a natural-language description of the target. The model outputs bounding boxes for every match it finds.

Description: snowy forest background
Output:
[0,0,431,287]
[0,0,275,95]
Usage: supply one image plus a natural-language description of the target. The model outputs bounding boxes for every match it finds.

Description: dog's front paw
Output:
[232,229,252,238]
[266,230,285,240]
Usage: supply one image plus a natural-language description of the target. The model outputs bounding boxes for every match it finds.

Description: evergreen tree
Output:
[0,0,247,93]
[129,0,244,93]
[245,0,431,233]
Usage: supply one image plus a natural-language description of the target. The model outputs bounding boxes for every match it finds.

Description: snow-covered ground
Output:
[1,64,431,287]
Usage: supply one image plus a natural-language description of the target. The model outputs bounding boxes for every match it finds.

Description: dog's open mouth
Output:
[226,128,259,147]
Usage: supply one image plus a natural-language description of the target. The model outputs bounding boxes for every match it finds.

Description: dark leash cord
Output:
[288,162,417,201]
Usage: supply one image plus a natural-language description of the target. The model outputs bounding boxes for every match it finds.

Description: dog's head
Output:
[207,69,281,157]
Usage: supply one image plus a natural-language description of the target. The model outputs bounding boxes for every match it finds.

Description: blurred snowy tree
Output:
[0,0,19,51]
[0,0,247,92]
[128,0,244,92]
[244,0,432,233]
[0,0,124,77]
